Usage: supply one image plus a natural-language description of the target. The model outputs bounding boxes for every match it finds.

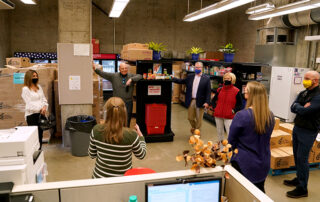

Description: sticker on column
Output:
[148,85,161,95]
[69,75,81,90]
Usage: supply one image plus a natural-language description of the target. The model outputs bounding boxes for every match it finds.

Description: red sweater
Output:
[213,85,239,119]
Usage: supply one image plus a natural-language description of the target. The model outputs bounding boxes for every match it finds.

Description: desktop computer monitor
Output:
[146,176,222,202]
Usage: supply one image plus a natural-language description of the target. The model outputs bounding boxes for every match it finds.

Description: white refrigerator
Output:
[269,66,309,122]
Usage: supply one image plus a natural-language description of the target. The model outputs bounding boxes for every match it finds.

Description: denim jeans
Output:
[292,126,318,191]
[125,100,133,127]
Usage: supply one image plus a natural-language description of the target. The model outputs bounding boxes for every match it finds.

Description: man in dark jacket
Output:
[284,71,320,198]
[93,62,142,127]
[172,62,211,134]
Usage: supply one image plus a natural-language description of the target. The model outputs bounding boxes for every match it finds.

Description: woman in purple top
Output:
[228,81,275,193]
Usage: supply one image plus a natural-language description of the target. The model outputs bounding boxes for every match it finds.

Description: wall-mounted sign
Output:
[13,73,25,84]
[148,85,161,95]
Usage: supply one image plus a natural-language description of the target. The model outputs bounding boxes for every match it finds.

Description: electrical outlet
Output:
[316,58,320,63]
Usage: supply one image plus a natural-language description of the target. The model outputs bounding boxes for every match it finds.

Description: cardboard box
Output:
[179,93,185,103]
[312,140,320,152]
[123,43,148,51]
[274,118,280,130]
[205,51,223,60]
[92,39,100,54]
[270,130,292,148]
[172,84,181,104]
[133,84,136,97]
[279,123,294,135]
[132,100,136,114]
[6,57,30,68]
[121,49,152,61]
[313,150,320,163]
[279,146,314,164]
[270,148,293,169]
[54,80,61,134]
[128,65,137,74]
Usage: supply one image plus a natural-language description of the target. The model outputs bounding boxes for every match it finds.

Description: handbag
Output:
[38,114,56,131]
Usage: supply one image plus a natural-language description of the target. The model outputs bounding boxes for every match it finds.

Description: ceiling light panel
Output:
[184,0,255,22]
[109,0,130,18]
[246,2,275,14]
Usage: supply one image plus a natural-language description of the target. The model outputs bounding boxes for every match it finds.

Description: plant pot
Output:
[224,53,235,62]
[153,51,161,60]
[191,54,199,61]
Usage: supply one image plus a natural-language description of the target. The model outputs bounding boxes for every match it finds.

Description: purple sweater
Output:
[228,108,274,183]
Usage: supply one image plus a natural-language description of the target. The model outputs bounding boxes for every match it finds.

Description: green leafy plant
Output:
[147,42,167,52]
[219,43,237,54]
[187,47,204,55]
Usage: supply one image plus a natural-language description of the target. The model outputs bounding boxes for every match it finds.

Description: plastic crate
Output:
[145,104,167,135]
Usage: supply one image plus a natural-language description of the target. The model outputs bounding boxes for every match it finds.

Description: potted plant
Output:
[148,42,167,60]
[187,47,204,61]
[219,43,237,62]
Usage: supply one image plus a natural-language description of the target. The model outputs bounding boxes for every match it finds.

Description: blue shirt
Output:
[228,108,274,183]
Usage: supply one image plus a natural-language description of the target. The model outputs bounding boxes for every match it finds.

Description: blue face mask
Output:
[195,69,202,74]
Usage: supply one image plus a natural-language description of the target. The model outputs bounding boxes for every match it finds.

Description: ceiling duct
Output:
[0,0,15,9]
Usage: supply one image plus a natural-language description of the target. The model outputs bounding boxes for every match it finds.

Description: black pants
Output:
[125,100,133,127]
[231,161,266,193]
[26,113,43,149]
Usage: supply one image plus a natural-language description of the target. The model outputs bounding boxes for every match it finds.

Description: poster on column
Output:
[69,75,81,90]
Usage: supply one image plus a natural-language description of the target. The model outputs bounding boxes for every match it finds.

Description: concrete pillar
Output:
[58,0,92,139]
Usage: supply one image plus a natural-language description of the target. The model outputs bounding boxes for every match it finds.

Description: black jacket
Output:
[172,74,211,108]
[291,85,320,131]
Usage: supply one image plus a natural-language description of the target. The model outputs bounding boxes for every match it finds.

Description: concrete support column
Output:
[58,0,92,138]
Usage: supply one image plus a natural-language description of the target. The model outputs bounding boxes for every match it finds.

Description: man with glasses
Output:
[93,62,142,127]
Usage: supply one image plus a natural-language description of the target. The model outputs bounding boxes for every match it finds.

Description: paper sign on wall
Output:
[148,85,161,95]
[13,73,25,84]
[69,76,81,90]
[73,44,90,56]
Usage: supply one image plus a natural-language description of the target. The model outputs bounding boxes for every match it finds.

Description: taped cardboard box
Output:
[270,130,292,148]
[6,57,30,68]
[313,150,320,163]
[274,118,280,130]
[279,146,314,164]
[279,123,294,135]
[270,148,293,169]
[313,140,320,152]
[128,65,137,74]
[121,49,152,61]
[123,43,148,51]
[172,84,181,104]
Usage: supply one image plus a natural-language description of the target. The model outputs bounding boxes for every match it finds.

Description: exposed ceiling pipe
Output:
[266,8,320,28]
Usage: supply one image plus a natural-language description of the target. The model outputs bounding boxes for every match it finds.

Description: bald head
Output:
[304,70,320,89]
[305,71,320,79]
[119,62,128,75]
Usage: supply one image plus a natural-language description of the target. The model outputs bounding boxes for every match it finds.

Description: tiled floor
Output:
[43,104,320,201]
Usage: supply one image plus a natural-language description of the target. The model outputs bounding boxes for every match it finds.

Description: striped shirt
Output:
[88,124,147,178]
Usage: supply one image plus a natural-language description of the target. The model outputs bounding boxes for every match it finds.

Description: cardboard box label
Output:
[13,73,25,84]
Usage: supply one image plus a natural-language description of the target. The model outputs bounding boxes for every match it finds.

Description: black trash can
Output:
[66,115,97,157]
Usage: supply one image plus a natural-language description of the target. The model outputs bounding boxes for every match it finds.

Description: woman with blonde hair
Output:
[228,81,275,192]
[21,70,48,149]
[211,72,242,142]
[88,97,146,178]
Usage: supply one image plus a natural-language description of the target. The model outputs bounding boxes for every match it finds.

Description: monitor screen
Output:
[146,177,221,202]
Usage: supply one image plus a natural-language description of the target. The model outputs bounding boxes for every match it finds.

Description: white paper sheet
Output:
[73,44,90,56]
[69,75,81,90]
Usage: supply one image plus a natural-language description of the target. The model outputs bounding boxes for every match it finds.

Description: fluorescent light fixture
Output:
[305,35,320,41]
[246,2,275,14]
[20,0,36,4]
[183,0,255,22]
[249,0,320,20]
[109,0,130,18]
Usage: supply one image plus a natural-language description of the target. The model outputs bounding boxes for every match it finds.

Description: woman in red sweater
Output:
[211,72,242,142]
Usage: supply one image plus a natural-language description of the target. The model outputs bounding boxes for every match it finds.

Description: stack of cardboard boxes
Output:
[0,66,57,129]
[172,62,183,104]
[121,43,152,61]
[270,119,320,170]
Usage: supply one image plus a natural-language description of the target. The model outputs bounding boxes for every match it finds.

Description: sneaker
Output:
[283,178,299,187]
[286,187,308,198]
